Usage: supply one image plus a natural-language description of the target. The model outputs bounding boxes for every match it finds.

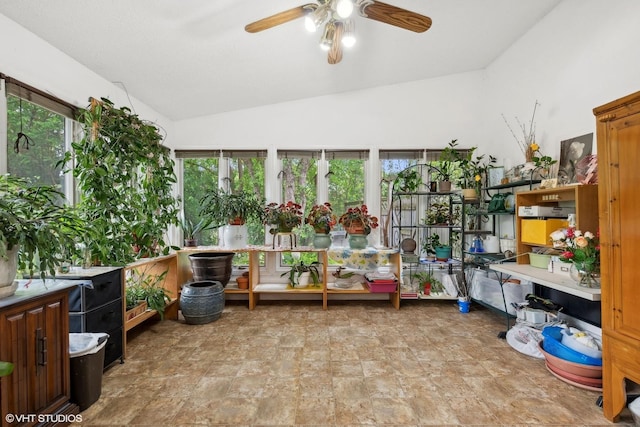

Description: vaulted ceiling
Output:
[0,0,561,121]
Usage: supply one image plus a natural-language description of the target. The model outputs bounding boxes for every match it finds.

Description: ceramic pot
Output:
[400,238,417,254]
[462,188,477,199]
[434,246,452,261]
[188,252,235,287]
[180,280,225,324]
[348,234,368,250]
[313,233,331,249]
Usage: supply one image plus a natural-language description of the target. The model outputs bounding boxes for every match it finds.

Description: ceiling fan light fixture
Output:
[320,21,336,51]
[305,7,328,32]
[341,19,356,47]
[335,0,354,19]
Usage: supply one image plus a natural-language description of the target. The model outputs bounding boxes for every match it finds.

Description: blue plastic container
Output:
[541,326,602,366]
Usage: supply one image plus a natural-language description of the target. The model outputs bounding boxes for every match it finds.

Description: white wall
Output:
[174,70,485,152]
[482,0,640,165]
[0,13,173,145]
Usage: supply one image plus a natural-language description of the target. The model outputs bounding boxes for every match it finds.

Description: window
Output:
[3,77,78,202]
[326,150,368,222]
[177,150,266,264]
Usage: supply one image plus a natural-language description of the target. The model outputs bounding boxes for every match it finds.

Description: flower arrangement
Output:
[338,204,379,235]
[502,100,540,163]
[264,201,303,231]
[550,227,600,286]
[305,202,337,234]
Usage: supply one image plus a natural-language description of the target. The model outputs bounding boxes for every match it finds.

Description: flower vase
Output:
[313,233,331,249]
[348,234,368,250]
[569,264,601,288]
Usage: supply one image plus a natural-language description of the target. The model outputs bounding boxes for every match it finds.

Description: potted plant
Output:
[413,271,441,295]
[281,259,321,288]
[425,200,452,225]
[458,148,497,199]
[125,267,171,319]
[338,204,379,249]
[306,202,336,248]
[264,201,304,233]
[433,139,461,192]
[1,175,84,292]
[426,233,452,262]
[180,217,214,247]
[200,187,265,227]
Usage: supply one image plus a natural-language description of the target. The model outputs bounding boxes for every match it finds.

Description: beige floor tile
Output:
[77,301,635,426]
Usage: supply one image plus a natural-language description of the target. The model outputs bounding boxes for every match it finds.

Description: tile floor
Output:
[79,300,634,426]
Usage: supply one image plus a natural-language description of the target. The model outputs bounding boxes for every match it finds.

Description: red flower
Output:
[566,227,575,238]
[561,251,574,260]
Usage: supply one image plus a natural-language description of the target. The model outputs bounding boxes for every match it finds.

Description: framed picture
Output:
[488,167,505,187]
[541,178,558,189]
[558,133,593,185]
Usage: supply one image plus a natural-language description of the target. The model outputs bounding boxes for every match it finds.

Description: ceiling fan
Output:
[245,0,432,64]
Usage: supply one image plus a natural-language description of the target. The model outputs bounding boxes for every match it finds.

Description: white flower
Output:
[550,230,566,242]
[574,230,582,237]
[584,231,595,239]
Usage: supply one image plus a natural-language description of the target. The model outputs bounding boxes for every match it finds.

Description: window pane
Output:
[227,156,266,249]
[279,157,317,247]
[6,95,66,190]
[380,156,420,248]
[328,158,365,223]
[183,157,220,246]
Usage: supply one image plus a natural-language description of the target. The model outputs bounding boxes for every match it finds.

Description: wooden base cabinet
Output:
[594,90,640,422]
[0,287,79,426]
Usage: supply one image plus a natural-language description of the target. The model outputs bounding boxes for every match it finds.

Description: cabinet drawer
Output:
[103,326,123,368]
[68,269,122,311]
[69,298,122,332]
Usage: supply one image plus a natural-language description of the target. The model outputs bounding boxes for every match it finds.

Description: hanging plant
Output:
[61,97,179,265]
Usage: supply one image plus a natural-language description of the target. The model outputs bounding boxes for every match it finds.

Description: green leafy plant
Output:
[0,175,85,279]
[305,202,337,234]
[281,260,321,287]
[458,148,497,191]
[425,200,452,225]
[200,187,265,226]
[264,201,303,230]
[433,139,461,182]
[393,168,422,193]
[413,271,441,293]
[62,97,179,265]
[125,267,171,319]
[180,217,214,242]
[338,204,379,235]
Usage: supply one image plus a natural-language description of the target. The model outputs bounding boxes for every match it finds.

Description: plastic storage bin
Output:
[469,275,533,315]
[541,326,602,366]
[69,333,109,411]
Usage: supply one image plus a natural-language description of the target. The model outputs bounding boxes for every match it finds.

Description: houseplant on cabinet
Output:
[62,97,179,265]
[1,175,84,293]
[180,217,214,247]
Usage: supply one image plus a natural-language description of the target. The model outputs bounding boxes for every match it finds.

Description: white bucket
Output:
[484,236,500,253]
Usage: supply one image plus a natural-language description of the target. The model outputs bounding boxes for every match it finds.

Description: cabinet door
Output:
[603,110,640,339]
[0,294,70,424]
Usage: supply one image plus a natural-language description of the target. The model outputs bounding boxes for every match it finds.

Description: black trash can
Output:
[69,333,109,411]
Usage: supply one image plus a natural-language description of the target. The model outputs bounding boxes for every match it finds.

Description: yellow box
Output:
[521,219,568,245]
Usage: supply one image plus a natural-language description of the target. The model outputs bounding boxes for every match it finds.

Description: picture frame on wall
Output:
[558,133,594,185]
[488,167,505,187]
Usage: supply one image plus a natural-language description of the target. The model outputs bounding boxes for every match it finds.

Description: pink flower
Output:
[561,251,574,259]
[566,228,575,238]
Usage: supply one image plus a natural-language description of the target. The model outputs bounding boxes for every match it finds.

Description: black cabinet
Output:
[61,267,123,369]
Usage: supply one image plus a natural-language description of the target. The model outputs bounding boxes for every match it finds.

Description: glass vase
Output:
[569,263,601,288]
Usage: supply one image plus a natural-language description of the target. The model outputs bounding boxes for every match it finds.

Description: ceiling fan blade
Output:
[359,1,432,33]
[245,4,316,33]
[328,22,344,65]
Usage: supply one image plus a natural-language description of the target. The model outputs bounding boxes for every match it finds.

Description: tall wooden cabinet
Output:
[594,90,640,422]
[0,286,79,426]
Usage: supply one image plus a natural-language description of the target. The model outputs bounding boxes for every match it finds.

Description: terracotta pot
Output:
[236,276,249,290]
